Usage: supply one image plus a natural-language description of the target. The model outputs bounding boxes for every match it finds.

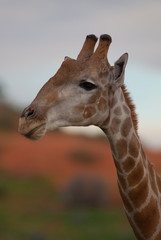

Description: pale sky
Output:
[0,0,161,149]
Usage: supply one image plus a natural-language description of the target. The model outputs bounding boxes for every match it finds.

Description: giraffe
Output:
[18,34,161,240]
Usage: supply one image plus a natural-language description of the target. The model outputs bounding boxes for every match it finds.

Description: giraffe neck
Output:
[101,86,161,240]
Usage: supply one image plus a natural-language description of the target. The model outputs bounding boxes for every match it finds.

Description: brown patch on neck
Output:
[121,85,138,134]
[134,196,160,239]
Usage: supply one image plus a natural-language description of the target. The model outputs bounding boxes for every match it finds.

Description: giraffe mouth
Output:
[25,124,46,140]
[19,122,46,141]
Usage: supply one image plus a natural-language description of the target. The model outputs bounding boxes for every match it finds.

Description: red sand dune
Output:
[0,132,116,183]
[0,132,161,203]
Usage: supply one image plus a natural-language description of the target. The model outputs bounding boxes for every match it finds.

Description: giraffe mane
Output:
[121,84,138,134]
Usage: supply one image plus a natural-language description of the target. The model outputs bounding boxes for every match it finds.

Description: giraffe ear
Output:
[112,53,128,88]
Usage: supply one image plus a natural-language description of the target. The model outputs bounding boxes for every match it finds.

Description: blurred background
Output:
[0,0,161,239]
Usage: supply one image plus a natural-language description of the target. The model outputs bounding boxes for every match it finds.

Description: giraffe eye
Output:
[79,80,97,91]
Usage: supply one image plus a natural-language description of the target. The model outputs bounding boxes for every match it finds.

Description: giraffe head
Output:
[18,34,128,140]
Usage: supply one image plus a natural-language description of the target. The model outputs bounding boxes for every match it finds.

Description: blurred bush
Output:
[0,84,20,131]
[0,169,135,239]
[62,175,109,209]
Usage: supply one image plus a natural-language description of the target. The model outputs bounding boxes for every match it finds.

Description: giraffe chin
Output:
[20,123,47,141]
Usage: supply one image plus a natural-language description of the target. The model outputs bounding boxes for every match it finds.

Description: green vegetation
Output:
[0,174,136,240]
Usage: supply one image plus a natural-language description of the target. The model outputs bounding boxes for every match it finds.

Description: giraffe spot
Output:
[111,118,121,134]
[122,156,136,173]
[156,175,161,194]
[98,97,107,111]
[128,176,149,208]
[133,196,160,239]
[129,134,139,158]
[118,171,127,190]
[118,184,133,212]
[121,117,132,137]
[123,105,129,114]
[102,90,107,97]
[99,71,109,78]
[83,107,96,119]
[116,138,127,159]
[114,106,122,116]
[114,157,122,173]
[148,162,158,196]
[154,230,161,240]
[89,91,101,104]
[101,116,109,128]
[141,148,147,168]
[110,142,117,159]
[111,96,117,108]
[75,105,84,113]
[127,160,144,187]
[126,215,145,240]
[101,79,106,85]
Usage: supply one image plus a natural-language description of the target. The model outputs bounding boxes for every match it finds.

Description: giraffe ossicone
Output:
[19,34,161,240]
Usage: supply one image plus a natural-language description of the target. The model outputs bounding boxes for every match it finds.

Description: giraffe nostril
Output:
[21,107,35,119]
[26,109,34,118]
